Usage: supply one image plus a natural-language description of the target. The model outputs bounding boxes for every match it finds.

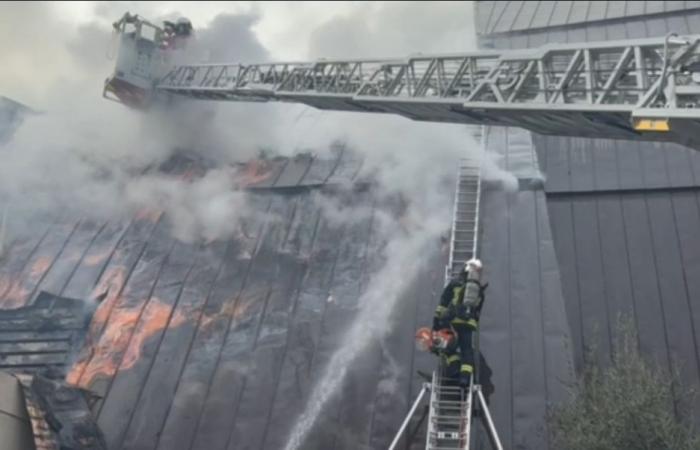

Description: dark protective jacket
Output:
[433,276,487,330]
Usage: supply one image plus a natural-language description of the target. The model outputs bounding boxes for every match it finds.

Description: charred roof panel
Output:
[245,158,289,189]
[273,154,314,188]
[0,292,90,375]
[61,221,132,301]
[300,156,340,186]
[324,151,364,186]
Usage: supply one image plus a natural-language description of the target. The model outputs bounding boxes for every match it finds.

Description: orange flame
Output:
[67,295,186,388]
[29,256,52,279]
[3,281,30,309]
[199,297,251,330]
[84,247,117,267]
[66,266,128,386]
[90,266,127,329]
[0,278,29,309]
[74,305,141,385]
[0,256,54,309]
[121,298,186,369]
[236,160,272,187]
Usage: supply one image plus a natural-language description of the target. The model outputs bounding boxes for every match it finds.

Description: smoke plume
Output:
[0,3,525,448]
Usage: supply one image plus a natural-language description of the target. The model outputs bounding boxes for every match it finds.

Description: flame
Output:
[202,297,253,329]
[90,266,127,328]
[84,247,118,267]
[0,256,55,309]
[3,281,30,309]
[67,268,257,389]
[66,266,128,386]
[236,160,272,187]
[67,295,186,388]
[0,278,29,309]
[29,256,52,279]
[121,298,186,369]
[74,306,141,385]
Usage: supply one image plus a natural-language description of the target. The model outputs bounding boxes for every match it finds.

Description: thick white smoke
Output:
[125,169,250,243]
[1,3,524,447]
[0,6,287,244]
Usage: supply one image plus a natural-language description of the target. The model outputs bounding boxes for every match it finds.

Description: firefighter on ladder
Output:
[432,258,487,387]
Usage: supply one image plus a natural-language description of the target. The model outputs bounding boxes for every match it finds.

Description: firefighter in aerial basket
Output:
[431,258,488,387]
[162,17,193,50]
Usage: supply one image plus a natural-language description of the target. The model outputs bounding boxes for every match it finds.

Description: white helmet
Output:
[465,258,483,273]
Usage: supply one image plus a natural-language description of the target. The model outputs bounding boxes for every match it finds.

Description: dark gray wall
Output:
[477,0,700,49]
[476,1,700,38]
[476,0,700,434]
[479,126,575,450]
[477,1,700,442]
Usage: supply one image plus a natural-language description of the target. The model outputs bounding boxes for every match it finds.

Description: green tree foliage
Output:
[549,320,700,450]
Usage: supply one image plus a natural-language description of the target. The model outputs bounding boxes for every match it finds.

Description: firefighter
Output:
[162,17,193,50]
[433,258,487,387]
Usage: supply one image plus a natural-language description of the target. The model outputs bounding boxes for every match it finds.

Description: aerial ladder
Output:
[387,149,501,450]
[104,13,700,450]
[107,14,700,151]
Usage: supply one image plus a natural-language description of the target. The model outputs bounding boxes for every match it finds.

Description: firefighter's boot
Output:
[459,364,473,388]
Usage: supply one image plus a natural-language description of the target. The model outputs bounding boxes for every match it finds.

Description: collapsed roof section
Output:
[0,291,104,450]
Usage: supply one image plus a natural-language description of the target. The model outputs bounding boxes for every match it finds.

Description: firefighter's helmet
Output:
[465,258,483,273]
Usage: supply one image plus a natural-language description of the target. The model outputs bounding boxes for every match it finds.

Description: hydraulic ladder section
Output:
[388,138,485,450]
[425,144,483,450]
[446,150,481,279]
[158,34,700,149]
[426,369,473,450]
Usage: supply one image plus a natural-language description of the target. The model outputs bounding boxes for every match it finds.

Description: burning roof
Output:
[0,150,445,449]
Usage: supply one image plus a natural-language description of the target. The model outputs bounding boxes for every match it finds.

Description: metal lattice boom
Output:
[158,34,700,149]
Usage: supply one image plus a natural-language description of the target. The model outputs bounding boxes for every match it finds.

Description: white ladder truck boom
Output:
[106,13,700,150]
[104,12,700,450]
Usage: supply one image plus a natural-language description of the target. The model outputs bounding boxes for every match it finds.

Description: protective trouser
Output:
[441,351,462,378]
[452,322,475,384]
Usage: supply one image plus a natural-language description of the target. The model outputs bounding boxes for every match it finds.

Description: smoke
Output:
[285,170,455,450]
[125,169,250,243]
[307,1,476,59]
[0,5,287,244]
[0,4,525,446]
[481,151,520,193]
